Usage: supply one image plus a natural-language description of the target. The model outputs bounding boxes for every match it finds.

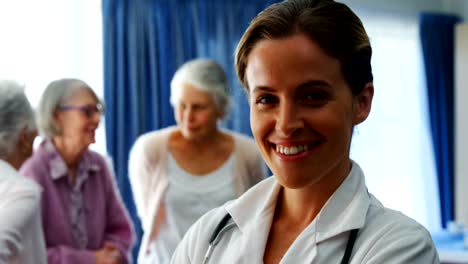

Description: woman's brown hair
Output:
[235,0,373,95]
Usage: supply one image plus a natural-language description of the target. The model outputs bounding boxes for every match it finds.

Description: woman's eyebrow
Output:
[251,80,332,93]
[297,80,332,89]
[251,86,276,93]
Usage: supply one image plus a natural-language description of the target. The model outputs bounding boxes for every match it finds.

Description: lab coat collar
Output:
[314,161,370,242]
[226,160,370,243]
[226,175,281,234]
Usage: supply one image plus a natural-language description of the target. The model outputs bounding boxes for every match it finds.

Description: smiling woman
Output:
[19,78,135,264]
[170,1,439,263]
[246,33,370,193]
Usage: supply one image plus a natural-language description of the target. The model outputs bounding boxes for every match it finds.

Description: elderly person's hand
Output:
[94,242,122,264]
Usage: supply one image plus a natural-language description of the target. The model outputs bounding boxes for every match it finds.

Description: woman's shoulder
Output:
[366,194,428,229]
[128,127,176,185]
[0,162,42,195]
[131,126,175,156]
[229,131,259,153]
[360,195,436,253]
[21,140,58,168]
[3,175,42,198]
[19,145,51,178]
[85,149,112,169]
[370,203,431,234]
[228,130,254,142]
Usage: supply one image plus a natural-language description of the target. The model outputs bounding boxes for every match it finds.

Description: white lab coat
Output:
[0,159,47,264]
[171,161,439,263]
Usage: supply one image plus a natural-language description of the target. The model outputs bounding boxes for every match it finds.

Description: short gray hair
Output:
[170,59,231,115]
[0,80,36,159]
[37,78,101,139]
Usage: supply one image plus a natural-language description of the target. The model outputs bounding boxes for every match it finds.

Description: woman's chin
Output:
[87,134,96,144]
[79,139,95,150]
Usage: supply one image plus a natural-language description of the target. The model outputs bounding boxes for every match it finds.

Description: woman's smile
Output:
[270,140,324,161]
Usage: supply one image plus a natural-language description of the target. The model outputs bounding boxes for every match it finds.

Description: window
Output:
[350,9,441,231]
[0,0,106,155]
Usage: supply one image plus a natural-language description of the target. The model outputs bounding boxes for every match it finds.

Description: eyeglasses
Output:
[58,104,105,118]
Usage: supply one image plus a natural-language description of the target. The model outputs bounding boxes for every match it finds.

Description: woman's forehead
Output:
[61,89,97,107]
[245,34,342,90]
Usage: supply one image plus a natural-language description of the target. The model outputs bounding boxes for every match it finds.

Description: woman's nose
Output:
[275,102,304,137]
[184,107,195,121]
[91,111,101,124]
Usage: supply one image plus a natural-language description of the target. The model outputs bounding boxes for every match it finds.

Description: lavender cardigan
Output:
[20,141,134,264]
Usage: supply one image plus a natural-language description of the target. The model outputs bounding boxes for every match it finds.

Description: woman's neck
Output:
[274,187,327,227]
[176,129,224,151]
[275,161,352,226]
[52,137,85,169]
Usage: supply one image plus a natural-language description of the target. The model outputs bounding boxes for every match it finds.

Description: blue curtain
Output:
[419,13,460,228]
[102,0,278,260]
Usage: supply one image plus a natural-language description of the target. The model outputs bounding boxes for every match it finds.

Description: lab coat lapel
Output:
[315,161,369,243]
[226,177,281,262]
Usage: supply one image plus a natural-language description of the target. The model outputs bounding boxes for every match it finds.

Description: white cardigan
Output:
[128,126,266,261]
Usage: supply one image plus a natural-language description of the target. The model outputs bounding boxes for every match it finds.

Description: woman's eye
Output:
[255,94,277,105]
[192,104,207,110]
[301,91,330,105]
[84,108,93,117]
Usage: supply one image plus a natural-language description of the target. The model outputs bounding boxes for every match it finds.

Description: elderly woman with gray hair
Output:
[129,58,267,263]
[0,80,46,264]
[20,78,134,264]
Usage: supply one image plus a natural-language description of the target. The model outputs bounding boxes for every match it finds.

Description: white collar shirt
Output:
[171,161,439,263]
[0,159,47,264]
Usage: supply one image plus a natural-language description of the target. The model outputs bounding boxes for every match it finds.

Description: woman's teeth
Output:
[276,144,309,155]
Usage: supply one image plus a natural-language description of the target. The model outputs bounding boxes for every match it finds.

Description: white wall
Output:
[0,0,106,154]
[339,0,468,227]
[339,0,443,13]
[455,24,468,225]
[338,0,468,20]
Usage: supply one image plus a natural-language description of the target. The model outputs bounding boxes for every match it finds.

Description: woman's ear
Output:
[53,109,64,129]
[353,82,374,125]
[217,107,226,120]
[17,128,36,157]
[17,128,28,153]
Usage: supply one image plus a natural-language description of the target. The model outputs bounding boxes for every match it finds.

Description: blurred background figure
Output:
[0,80,46,264]
[20,78,134,264]
[129,58,267,263]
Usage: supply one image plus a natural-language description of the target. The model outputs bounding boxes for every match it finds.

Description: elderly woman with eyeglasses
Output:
[20,78,134,264]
